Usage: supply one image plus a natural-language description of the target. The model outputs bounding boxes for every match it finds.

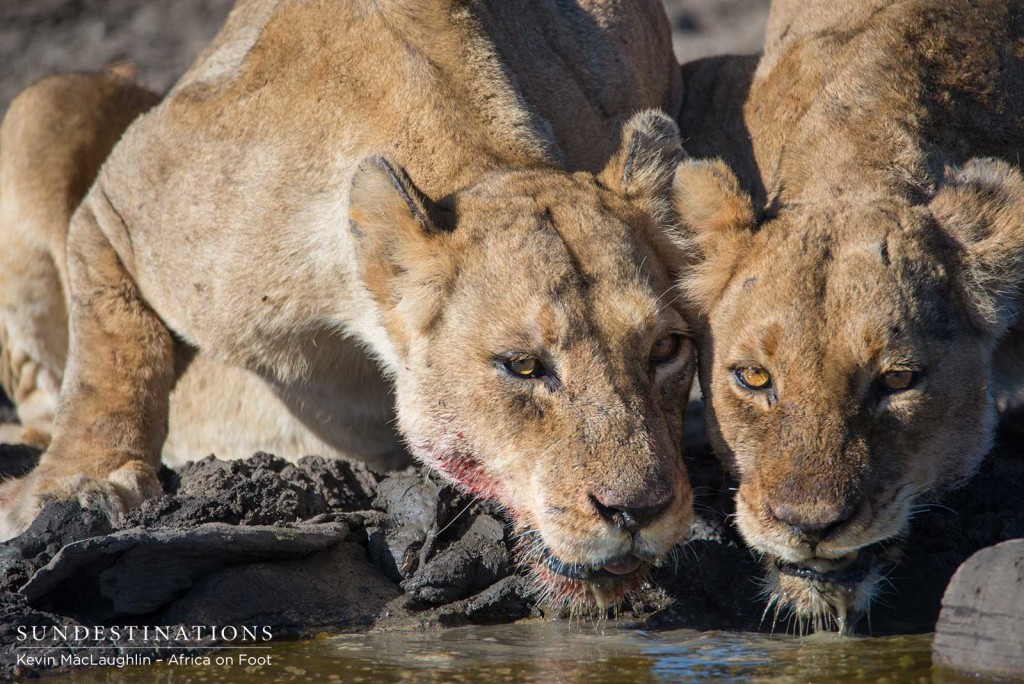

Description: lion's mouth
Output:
[541,547,645,581]
[774,543,882,585]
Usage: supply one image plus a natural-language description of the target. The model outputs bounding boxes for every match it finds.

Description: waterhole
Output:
[46,623,957,683]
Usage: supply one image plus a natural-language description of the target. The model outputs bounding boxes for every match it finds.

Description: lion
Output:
[672,0,1024,630]
[0,0,699,609]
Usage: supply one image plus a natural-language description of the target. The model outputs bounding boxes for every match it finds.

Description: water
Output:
[45,623,959,683]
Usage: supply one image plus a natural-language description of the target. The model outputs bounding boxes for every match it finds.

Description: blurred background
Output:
[0,0,770,115]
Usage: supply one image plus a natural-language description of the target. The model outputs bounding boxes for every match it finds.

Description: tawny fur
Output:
[0,0,696,609]
[674,0,1024,627]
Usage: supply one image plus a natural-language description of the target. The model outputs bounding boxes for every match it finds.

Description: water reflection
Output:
[53,623,945,683]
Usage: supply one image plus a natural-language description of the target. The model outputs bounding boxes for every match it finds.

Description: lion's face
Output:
[673,158,1024,627]
[349,112,695,609]
[701,203,995,624]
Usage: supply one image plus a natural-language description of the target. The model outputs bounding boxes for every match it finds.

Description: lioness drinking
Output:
[674,0,1024,630]
[0,0,695,608]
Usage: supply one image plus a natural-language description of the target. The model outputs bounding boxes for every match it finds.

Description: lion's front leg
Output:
[0,192,174,541]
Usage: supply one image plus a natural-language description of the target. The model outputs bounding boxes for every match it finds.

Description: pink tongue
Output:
[602,556,641,576]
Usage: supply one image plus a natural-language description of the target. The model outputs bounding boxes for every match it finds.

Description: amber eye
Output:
[505,356,546,379]
[651,334,682,364]
[735,366,772,390]
[881,370,918,393]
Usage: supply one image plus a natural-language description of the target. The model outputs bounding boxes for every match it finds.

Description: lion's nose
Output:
[769,500,857,544]
[589,490,674,533]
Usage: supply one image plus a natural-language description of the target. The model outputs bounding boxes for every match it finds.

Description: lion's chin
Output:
[529,553,651,614]
[762,540,901,635]
[509,532,656,614]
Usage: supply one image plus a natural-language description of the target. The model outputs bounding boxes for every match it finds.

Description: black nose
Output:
[589,492,673,533]
[769,501,857,544]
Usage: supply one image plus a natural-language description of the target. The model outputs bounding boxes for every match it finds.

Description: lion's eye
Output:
[736,366,772,390]
[650,333,682,364]
[505,356,546,379]
[881,370,918,393]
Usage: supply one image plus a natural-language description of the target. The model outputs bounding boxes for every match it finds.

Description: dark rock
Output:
[284,455,379,511]
[378,575,537,631]
[367,470,461,582]
[21,522,350,622]
[367,470,513,608]
[0,591,77,670]
[402,515,511,606]
[0,501,114,590]
[437,576,536,626]
[158,541,400,630]
[933,539,1024,679]
[121,452,376,529]
[0,592,224,679]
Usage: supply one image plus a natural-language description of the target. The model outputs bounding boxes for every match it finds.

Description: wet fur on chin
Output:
[517,534,653,616]
[761,565,879,636]
[759,541,905,636]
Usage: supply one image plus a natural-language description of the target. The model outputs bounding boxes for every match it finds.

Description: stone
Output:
[20,522,351,621]
[933,539,1024,679]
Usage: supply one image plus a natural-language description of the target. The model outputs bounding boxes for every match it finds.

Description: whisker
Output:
[435,495,480,537]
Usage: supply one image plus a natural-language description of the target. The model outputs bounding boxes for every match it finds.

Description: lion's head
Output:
[672,157,1024,629]
[347,111,695,610]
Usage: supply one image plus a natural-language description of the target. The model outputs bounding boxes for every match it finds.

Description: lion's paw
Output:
[0,460,161,542]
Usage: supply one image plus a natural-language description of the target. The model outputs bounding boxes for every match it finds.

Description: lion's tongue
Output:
[602,556,641,576]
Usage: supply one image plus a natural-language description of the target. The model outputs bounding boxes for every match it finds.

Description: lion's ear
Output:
[348,155,454,339]
[930,158,1024,336]
[670,158,757,307]
[599,110,685,202]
